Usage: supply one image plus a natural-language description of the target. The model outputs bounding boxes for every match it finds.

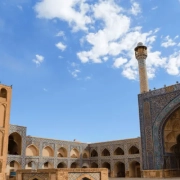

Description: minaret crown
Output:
[134,42,147,60]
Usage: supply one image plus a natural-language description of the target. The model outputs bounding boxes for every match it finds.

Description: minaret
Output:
[0,84,12,180]
[135,42,149,93]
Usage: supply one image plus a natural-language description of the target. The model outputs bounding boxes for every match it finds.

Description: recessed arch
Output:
[82,162,89,168]
[0,104,5,128]
[129,161,141,177]
[8,132,22,155]
[91,149,98,157]
[42,146,54,157]
[43,161,53,169]
[70,162,79,168]
[7,160,21,176]
[57,162,67,168]
[91,162,98,168]
[101,148,110,156]
[114,147,124,155]
[25,161,37,169]
[0,131,3,156]
[128,146,139,154]
[0,161,2,173]
[0,88,7,99]
[114,161,125,177]
[76,174,95,180]
[26,144,39,156]
[102,162,111,177]
[57,147,67,157]
[70,148,79,158]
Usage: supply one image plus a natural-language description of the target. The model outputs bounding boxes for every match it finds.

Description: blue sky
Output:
[1,0,180,143]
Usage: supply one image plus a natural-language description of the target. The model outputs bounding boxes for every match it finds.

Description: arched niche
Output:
[25,161,37,169]
[57,162,67,168]
[101,148,110,156]
[82,163,89,168]
[164,107,180,153]
[0,131,3,156]
[0,161,2,173]
[91,149,98,157]
[77,174,94,180]
[0,104,5,128]
[82,150,89,158]
[128,146,139,154]
[114,161,125,177]
[129,161,141,177]
[70,148,79,158]
[43,162,53,169]
[0,88,7,99]
[114,147,124,155]
[70,162,79,168]
[57,147,67,157]
[6,161,21,176]
[102,162,111,177]
[26,145,39,156]
[42,146,54,157]
[8,132,22,155]
[91,162,98,168]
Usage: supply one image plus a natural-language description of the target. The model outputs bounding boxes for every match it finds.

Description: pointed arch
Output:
[114,161,125,177]
[0,88,7,99]
[57,147,67,157]
[70,148,79,158]
[91,149,98,157]
[8,132,22,155]
[76,174,95,180]
[25,161,37,169]
[101,148,110,156]
[57,162,67,168]
[102,162,111,177]
[42,146,54,157]
[114,147,124,155]
[128,146,139,154]
[70,162,79,168]
[43,161,53,169]
[129,161,141,177]
[26,144,39,156]
[7,160,21,176]
[82,162,89,168]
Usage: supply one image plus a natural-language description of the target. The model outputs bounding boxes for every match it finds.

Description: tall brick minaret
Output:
[135,42,149,93]
[0,84,12,180]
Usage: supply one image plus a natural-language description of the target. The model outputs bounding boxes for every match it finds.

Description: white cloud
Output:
[166,51,180,75]
[71,69,81,78]
[152,6,158,10]
[113,57,127,68]
[56,42,66,51]
[130,1,141,15]
[161,36,176,48]
[56,31,65,37]
[32,54,44,66]
[43,88,48,92]
[34,0,92,31]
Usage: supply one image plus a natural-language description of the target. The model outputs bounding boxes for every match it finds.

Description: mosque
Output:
[0,43,180,179]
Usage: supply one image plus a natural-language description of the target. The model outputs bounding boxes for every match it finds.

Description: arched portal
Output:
[102,162,111,177]
[43,162,53,169]
[26,145,39,156]
[7,161,21,176]
[42,146,54,157]
[0,88,7,99]
[114,162,125,177]
[57,162,67,168]
[8,132,22,155]
[163,107,180,169]
[25,161,37,169]
[129,161,141,177]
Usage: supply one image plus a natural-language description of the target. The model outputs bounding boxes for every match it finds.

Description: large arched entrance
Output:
[129,161,141,177]
[163,107,180,169]
[8,133,22,155]
[114,162,125,177]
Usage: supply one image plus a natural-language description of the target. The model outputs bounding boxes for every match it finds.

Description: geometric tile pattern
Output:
[68,172,100,180]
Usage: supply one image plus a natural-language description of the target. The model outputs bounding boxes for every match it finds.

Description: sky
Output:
[1,0,180,143]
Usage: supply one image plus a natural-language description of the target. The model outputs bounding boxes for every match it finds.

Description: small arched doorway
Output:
[57,162,67,168]
[114,162,125,177]
[102,162,111,177]
[129,161,141,177]
[71,162,79,168]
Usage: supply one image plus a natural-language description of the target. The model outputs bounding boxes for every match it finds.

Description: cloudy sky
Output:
[1,0,180,142]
